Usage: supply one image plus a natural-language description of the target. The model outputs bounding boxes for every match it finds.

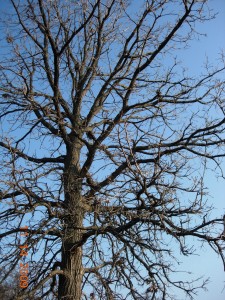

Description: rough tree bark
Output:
[58,138,84,299]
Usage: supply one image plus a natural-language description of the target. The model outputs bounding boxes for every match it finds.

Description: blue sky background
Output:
[174,1,225,299]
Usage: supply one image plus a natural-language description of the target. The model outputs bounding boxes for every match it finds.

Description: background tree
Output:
[0,0,225,299]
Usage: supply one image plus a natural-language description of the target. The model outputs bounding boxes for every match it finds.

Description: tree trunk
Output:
[58,141,84,300]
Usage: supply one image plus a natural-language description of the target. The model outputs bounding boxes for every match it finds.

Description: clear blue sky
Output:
[175,1,225,299]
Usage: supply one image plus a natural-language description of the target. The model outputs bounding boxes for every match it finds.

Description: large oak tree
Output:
[0,0,225,299]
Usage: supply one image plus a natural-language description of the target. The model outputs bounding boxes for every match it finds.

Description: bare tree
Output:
[0,270,20,300]
[0,0,225,299]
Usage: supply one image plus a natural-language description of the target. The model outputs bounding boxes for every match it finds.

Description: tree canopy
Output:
[0,0,225,299]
